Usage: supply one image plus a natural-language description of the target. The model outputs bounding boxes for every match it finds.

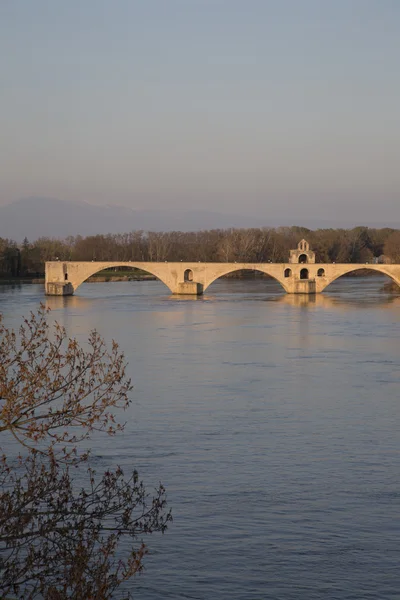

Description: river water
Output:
[1,277,400,599]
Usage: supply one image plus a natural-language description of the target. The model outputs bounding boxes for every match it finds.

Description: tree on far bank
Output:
[384,231,400,263]
[1,225,399,278]
[0,306,171,599]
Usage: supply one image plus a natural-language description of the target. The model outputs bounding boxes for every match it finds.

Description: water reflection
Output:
[1,278,400,600]
[45,294,97,311]
[167,294,204,301]
[276,291,400,310]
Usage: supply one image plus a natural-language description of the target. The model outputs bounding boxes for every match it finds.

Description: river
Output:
[1,276,400,599]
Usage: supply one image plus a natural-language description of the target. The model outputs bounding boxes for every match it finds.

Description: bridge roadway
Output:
[45,261,400,296]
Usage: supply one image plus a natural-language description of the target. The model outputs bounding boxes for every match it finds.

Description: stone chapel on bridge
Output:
[289,239,316,264]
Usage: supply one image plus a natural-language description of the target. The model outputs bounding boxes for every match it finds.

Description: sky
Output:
[0,0,399,225]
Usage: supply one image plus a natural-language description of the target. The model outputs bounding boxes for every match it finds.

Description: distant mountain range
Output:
[1,197,398,241]
[0,197,262,241]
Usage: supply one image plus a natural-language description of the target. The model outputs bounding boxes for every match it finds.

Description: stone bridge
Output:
[45,259,400,297]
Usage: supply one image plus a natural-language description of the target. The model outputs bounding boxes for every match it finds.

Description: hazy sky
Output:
[1,0,399,224]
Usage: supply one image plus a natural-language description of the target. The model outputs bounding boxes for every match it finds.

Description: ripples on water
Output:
[1,277,400,599]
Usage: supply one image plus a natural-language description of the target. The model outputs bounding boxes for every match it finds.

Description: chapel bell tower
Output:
[289,239,316,264]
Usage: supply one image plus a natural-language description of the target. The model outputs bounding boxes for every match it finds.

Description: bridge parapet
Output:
[45,260,400,297]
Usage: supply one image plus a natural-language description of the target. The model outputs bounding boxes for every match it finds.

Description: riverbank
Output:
[86,274,156,283]
[0,274,156,285]
[0,277,45,284]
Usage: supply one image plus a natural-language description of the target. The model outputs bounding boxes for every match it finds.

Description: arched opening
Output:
[300,268,309,280]
[184,269,193,282]
[206,268,286,295]
[84,266,158,284]
[64,272,68,281]
[72,264,173,295]
[298,254,308,264]
[323,268,400,295]
[317,268,325,277]
[284,268,292,278]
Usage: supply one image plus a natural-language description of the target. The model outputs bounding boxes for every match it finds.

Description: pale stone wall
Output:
[289,239,316,264]
[45,261,400,297]
[289,249,316,264]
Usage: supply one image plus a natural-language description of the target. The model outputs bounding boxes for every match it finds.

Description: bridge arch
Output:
[320,265,400,293]
[68,262,175,294]
[203,266,290,293]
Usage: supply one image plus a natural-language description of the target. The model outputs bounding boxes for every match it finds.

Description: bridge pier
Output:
[287,279,317,294]
[45,262,74,296]
[46,282,74,296]
[175,282,204,295]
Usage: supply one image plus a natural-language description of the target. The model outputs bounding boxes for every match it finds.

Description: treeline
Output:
[1,226,400,277]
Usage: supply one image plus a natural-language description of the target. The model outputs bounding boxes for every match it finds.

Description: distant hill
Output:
[1,197,398,241]
[0,197,262,241]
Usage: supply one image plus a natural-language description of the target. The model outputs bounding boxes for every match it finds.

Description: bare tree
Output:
[384,231,400,263]
[0,306,171,599]
[6,224,400,278]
